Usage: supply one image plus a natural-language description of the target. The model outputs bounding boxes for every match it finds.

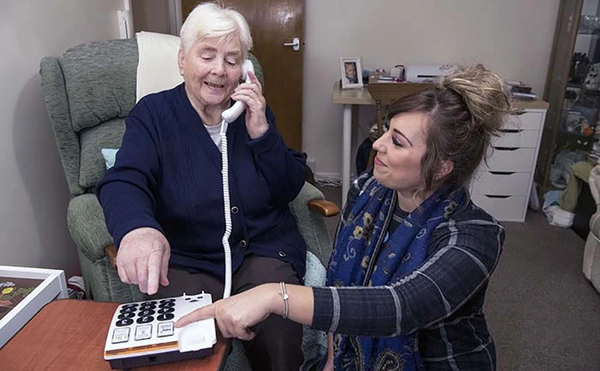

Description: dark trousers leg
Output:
[232,255,304,371]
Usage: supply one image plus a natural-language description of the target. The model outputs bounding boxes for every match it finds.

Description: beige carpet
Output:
[318,185,600,371]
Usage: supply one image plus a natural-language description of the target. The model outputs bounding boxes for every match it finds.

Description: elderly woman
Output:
[97,3,306,370]
[177,64,513,371]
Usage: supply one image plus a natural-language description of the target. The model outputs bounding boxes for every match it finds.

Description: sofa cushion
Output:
[61,39,138,133]
[79,118,125,188]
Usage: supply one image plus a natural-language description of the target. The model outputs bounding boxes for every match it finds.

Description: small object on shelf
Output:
[508,81,536,99]
[584,63,600,90]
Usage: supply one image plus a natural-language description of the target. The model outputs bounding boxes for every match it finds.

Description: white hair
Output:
[180,2,253,58]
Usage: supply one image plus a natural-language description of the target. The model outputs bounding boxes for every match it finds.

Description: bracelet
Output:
[279,281,289,319]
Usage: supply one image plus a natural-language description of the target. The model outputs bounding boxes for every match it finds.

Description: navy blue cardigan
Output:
[97,84,308,279]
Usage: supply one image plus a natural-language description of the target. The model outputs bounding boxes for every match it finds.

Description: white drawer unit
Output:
[493,130,539,148]
[469,104,548,222]
[503,111,544,131]
[485,148,537,173]
[471,195,529,222]
[471,171,532,196]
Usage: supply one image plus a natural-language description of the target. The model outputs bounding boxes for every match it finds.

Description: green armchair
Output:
[39,38,338,300]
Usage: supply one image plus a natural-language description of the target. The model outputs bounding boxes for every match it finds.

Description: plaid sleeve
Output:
[312,205,504,336]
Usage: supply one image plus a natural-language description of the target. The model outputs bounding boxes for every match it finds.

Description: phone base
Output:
[108,347,214,370]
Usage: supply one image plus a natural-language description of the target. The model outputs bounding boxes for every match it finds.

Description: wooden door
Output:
[182,0,305,151]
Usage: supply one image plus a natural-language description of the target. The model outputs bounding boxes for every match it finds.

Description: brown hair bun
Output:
[439,64,515,136]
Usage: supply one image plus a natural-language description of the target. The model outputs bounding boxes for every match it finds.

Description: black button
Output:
[231,206,239,214]
[137,316,154,324]
[158,307,175,314]
[159,301,175,308]
[240,240,247,247]
[118,312,136,320]
[120,306,137,314]
[157,313,175,321]
[138,309,155,317]
[116,318,134,327]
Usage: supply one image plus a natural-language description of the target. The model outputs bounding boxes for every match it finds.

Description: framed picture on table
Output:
[0,266,68,347]
[340,57,363,89]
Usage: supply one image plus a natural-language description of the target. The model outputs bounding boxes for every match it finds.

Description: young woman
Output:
[177,64,513,371]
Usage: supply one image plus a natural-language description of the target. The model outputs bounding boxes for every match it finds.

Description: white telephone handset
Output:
[219,58,255,299]
[221,59,255,123]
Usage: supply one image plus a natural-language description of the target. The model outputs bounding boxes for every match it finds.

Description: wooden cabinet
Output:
[471,104,548,222]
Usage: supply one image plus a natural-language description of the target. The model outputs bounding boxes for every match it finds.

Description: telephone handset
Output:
[221,59,255,123]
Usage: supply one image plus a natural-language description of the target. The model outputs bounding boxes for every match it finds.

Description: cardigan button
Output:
[239,240,247,247]
[231,206,239,214]
[278,251,286,258]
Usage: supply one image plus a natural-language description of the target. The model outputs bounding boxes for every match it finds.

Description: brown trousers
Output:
[151,255,304,371]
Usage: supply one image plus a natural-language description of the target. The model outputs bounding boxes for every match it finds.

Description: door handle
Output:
[283,37,300,51]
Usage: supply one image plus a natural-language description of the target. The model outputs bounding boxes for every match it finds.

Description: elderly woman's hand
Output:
[231,70,269,139]
[116,227,171,295]
[175,283,278,340]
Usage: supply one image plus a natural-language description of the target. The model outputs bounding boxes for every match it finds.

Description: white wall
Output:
[303,0,561,178]
[0,1,123,277]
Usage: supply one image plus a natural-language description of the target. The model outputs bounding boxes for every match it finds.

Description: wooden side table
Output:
[0,300,228,371]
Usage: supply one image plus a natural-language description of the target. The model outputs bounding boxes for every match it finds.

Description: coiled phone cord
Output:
[219,119,232,299]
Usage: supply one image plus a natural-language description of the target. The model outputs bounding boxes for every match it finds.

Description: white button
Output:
[157,322,174,337]
[278,251,286,257]
[134,324,153,341]
[112,327,130,344]
[240,240,247,247]
[231,206,239,214]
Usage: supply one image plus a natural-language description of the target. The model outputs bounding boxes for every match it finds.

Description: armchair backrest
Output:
[40,37,263,196]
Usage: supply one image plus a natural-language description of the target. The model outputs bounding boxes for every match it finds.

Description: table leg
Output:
[342,104,352,205]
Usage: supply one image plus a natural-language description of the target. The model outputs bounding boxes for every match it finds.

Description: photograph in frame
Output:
[340,57,363,89]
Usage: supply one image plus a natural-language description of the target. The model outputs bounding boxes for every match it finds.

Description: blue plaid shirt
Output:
[312,175,504,371]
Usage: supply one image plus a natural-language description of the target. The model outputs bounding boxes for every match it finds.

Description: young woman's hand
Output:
[175,283,278,340]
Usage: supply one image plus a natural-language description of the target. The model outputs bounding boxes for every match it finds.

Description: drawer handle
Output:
[499,129,522,133]
[493,147,519,151]
[484,195,511,199]
[489,171,516,175]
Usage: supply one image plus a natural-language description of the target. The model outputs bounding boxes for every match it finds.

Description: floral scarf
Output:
[327,178,466,371]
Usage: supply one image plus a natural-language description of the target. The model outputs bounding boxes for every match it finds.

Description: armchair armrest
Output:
[67,194,114,263]
[307,199,340,217]
[105,245,117,266]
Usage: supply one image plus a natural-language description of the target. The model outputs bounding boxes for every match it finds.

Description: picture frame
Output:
[340,57,363,89]
[0,266,68,347]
